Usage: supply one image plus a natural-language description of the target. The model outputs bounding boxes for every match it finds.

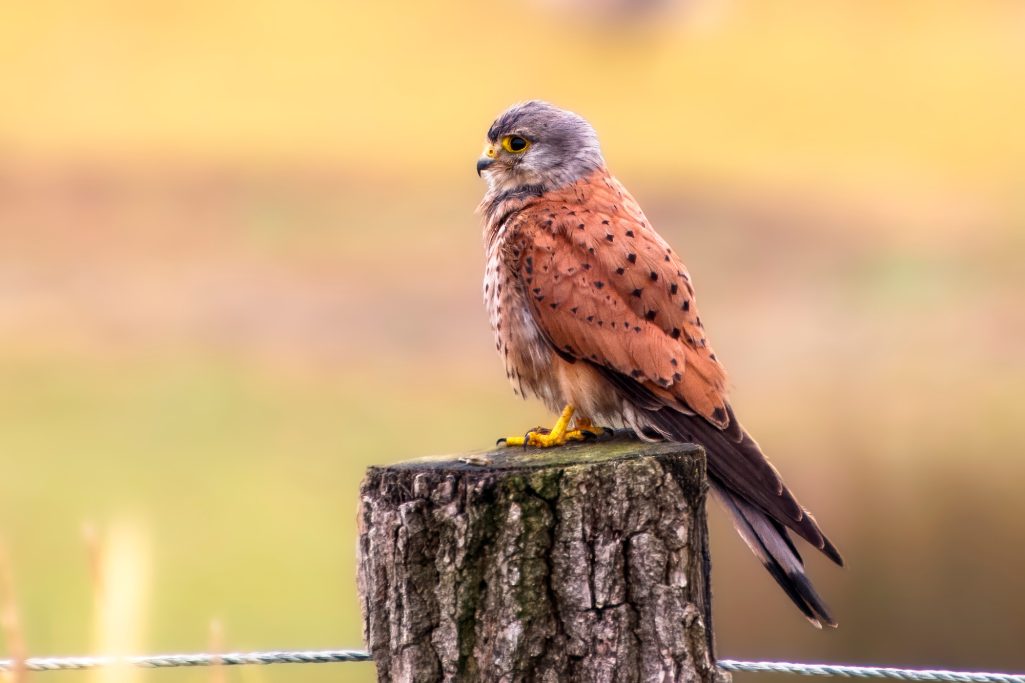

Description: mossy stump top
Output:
[357,435,729,683]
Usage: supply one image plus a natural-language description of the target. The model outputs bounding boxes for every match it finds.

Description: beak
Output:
[476,143,498,177]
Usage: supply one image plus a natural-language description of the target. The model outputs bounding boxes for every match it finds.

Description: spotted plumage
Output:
[478,100,843,628]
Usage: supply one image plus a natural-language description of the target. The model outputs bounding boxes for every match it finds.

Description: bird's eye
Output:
[502,135,530,153]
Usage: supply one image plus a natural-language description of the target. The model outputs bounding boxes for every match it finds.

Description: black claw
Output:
[599,427,616,441]
[496,437,507,446]
[522,430,532,449]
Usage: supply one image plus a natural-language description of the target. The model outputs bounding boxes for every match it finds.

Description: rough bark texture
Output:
[357,436,730,683]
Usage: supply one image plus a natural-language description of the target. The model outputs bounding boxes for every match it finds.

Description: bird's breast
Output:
[483,226,559,405]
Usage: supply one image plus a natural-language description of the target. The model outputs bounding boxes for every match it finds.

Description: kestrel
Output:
[476,101,843,627]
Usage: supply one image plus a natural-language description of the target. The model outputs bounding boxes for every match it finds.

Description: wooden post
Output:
[356,435,730,683]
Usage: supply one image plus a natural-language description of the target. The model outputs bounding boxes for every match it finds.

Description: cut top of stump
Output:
[383,435,704,482]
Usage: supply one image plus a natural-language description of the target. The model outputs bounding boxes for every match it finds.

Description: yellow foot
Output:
[497,406,613,448]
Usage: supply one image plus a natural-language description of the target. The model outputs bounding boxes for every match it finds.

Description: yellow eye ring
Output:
[501,135,531,154]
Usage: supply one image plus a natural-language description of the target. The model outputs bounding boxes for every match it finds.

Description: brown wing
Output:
[509,171,843,568]
[514,172,730,427]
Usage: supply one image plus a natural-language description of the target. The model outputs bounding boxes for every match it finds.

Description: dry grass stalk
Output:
[88,523,150,683]
[208,619,226,683]
[0,542,28,683]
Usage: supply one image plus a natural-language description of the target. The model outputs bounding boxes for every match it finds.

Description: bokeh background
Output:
[1,1,1024,681]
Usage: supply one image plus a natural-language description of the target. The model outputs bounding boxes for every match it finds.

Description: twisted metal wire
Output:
[0,649,372,671]
[718,660,1025,682]
[1,649,1023,681]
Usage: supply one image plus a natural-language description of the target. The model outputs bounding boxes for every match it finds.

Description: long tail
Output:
[712,481,837,628]
[616,394,843,627]
[594,363,842,625]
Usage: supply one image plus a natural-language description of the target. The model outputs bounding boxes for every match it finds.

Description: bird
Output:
[476,100,843,628]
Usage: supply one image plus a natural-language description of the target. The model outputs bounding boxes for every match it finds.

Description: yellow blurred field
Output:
[1,1,1024,681]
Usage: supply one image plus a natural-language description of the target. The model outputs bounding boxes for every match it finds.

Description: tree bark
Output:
[357,435,730,683]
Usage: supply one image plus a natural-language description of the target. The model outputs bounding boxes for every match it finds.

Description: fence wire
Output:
[0,649,1022,681]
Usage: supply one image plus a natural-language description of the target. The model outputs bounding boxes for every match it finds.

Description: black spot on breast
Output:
[670,357,678,366]
[601,219,610,225]
[605,234,614,242]
[631,288,642,298]
[615,267,625,275]
[630,369,642,378]
[645,310,656,321]
[570,307,578,314]
[671,328,681,339]
[550,302,558,309]
[709,353,717,361]
[586,315,594,322]
[594,281,604,289]
[672,372,682,382]
[682,300,690,311]
[582,263,591,270]
[670,283,678,295]
[542,220,552,229]
[627,253,637,263]
[649,272,658,282]
[625,230,634,237]
[578,223,585,230]
[633,326,641,332]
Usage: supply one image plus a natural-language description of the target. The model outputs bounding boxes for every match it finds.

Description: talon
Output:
[459,455,492,466]
[497,405,592,449]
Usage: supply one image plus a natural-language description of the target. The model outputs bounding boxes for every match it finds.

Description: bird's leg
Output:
[498,405,606,448]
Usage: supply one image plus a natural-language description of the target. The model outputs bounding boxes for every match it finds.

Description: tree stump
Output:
[356,435,730,683]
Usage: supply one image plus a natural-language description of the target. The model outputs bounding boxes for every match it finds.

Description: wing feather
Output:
[504,171,843,567]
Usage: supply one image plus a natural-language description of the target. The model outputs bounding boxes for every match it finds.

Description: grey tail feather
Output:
[713,482,838,628]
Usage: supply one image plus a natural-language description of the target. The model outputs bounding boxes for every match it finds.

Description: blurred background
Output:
[1,1,1023,681]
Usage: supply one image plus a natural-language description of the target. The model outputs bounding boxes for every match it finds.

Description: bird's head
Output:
[477,101,604,193]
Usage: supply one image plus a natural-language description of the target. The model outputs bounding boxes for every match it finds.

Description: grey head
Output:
[476,101,604,193]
